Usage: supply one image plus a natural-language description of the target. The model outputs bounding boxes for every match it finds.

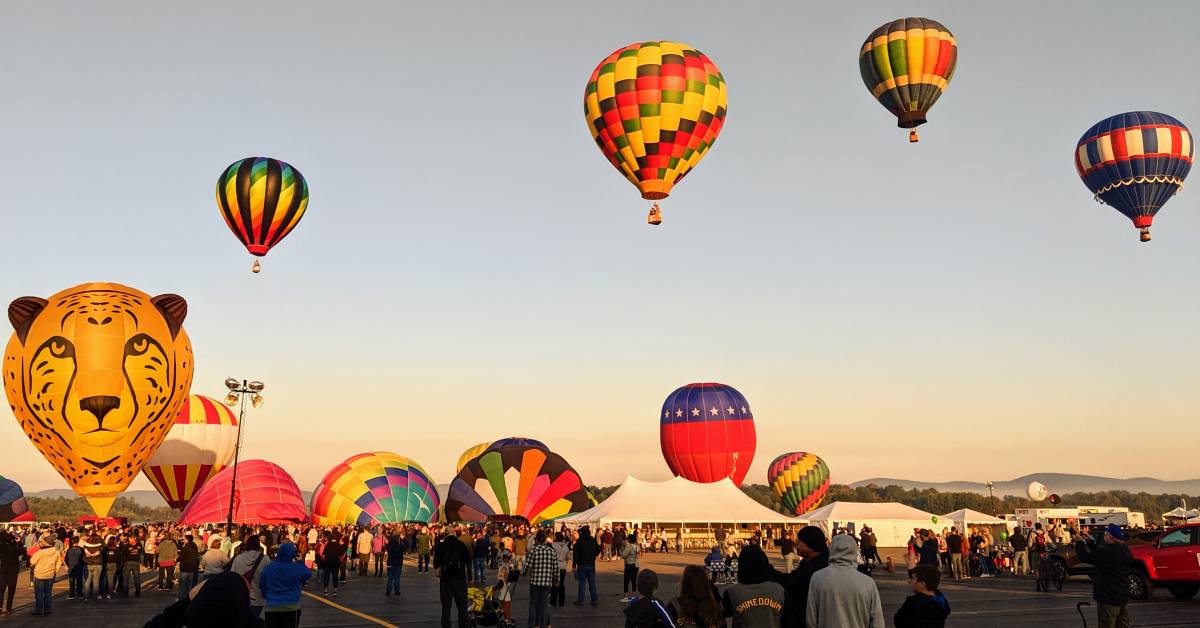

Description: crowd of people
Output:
[0,515,1145,628]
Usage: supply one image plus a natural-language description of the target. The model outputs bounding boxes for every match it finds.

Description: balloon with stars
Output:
[659,382,756,485]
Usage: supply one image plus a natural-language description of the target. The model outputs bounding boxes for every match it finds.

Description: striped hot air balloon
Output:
[142,395,239,510]
[584,41,728,224]
[859,18,957,143]
[443,445,594,524]
[1074,112,1192,242]
[310,452,441,525]
[659,383,756,485]
[767,452,831,516]
[216,157,309,273]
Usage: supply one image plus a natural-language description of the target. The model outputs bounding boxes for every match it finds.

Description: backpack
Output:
[507,566,521,583]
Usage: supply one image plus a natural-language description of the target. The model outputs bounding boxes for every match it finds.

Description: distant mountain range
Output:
[850,474,1200,497]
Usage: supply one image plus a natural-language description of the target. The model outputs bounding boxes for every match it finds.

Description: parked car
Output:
[1046,528,1158,579]
[1127,523,1200,600]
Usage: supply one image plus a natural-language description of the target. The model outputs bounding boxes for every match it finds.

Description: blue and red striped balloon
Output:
[1075,111,1192,241]
[659,383,756,485]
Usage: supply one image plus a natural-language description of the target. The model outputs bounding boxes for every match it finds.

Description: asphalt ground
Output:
[1,550,1197,627]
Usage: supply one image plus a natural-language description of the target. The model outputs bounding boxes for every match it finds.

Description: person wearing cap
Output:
[768,525,828,628]
[1074,525,1136,628]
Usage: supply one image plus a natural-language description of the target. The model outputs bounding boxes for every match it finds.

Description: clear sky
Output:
[2,1,1198,496]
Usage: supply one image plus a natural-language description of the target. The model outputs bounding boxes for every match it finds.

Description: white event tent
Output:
[801,501,939,547]
[561,475,801,527]
[940,508,1011,537]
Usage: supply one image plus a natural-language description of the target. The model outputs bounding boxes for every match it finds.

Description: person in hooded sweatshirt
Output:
[259,541,311,628]
[623,569,675,628]
[893,564,950,628]
[229,536,270,618]
[806,534,884,628]
[142,570,266,628]
[722,544,786,627]
[767,525,828,628]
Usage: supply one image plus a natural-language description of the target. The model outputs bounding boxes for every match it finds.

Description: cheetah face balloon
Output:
[4,283,193,516]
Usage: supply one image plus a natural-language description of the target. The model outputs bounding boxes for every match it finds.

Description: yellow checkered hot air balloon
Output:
[584,41,728,225]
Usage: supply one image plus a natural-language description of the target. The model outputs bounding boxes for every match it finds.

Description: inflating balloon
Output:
[216,157,309,272]
[142,395,239,509]
[1074,112,1192,242]
[457,442,491,473]
[1026,481,1049,502]
[311,452,440,525]
[859,18,957,143]
[177,459,307,525]
[767,452,831,516]
[660,383,756,485]
[584,41,728,225]
[4,283,193,517]
[444,445,593,524]
[0,475,33,522]
[487,437,548,452]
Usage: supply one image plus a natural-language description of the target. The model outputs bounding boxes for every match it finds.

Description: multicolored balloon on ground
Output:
[142,395,239,509]
[487,437,548,452]
[584,41,728,224]
[4,283,193,517]
[310,453,440,525]
[660,383,756,485]
[177,459,307,525]
[859,17,957,143]
[1026,481,1049,502]
[444,445,593,524]
[216,157,309,272]
[767,452,831,516]
[1074,112,1192,241]
[0,475,33,523]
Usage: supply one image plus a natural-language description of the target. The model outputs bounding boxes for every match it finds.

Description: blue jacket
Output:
[259,543,311,608]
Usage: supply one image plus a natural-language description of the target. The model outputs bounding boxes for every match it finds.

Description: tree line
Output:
[25,496,179,522]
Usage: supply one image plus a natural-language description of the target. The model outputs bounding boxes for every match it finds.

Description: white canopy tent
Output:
[561,475,802,527]
[1163,507,1200,522]
[801,501,939,547]
[941,508,1012,538]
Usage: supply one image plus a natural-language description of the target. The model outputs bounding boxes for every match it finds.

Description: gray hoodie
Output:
[805,535,884,628]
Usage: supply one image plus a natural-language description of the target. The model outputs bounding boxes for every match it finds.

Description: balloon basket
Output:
[251,259,262,273]
[1139,228,1151,242]
[647,203,663,226]
[908,130,919,143]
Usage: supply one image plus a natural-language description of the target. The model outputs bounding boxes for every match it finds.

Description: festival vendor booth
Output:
[560,475,801,549]
[801,501,940,547]
[940,508,1011,541]
[1163,507,1200,524]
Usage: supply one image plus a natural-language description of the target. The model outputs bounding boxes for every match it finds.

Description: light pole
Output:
[985,481,996,516]
[223,377,265,537]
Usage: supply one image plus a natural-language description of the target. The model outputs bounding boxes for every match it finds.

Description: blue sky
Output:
[2,1,1198,494]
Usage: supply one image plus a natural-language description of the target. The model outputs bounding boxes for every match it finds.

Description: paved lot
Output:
[1,550,1197,626]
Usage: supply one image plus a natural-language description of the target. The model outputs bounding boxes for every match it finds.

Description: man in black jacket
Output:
[572,526,600,606]
[1074,525,1136,628]
[434,529,471,628]
[768,525,829,628]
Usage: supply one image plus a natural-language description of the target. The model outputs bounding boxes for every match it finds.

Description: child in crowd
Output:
[495,549,516,626]
[894,564,951,628]
[624,569,674,628]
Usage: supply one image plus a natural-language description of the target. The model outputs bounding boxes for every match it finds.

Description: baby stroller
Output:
[723,556,739,584]
[467,585,505,627]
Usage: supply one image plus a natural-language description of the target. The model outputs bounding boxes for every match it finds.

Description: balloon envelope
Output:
[1074,111,1192,237]
[216,157,309,258]
[584,41,728,202]
[310,452,440,525]
[142,395,239,509]
[859,17,957,132]
[767,452,831,516]
[0,475,33,523]
[1026,481,1048,502]
[177,460,307,525]
[3,283,194,517]
[456,443,491,473]
[444,445,593,524]
[660,383,756,485]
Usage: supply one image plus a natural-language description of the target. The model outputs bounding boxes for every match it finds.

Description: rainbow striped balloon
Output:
[310,452,440,525]
[767,452,830,516]
[216,156,309,263]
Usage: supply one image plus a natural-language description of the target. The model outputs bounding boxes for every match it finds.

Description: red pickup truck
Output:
[1128,523,1200,600]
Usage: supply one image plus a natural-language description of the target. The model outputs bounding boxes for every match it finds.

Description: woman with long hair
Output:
[668,564,725,627]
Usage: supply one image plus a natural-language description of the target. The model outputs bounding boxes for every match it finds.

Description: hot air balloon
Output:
[487,437,548,452]
[177,459,307,525]
[1026,481,1048,502]
[4,283,194,517]
[767,452,831,516]
[443,445,593,524]
[310,452,441,525]
[1048,493,1061,505]
[584,41,728,225]
[141,395,239,509]
[0,475,33,523]
[216,157,310,273]
[859,18,957,143]
[1074,112,1192,242]
[457,443,491,473]
[660,383,756,485]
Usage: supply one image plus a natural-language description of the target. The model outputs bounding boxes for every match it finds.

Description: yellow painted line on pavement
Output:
[302,590,399,628]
